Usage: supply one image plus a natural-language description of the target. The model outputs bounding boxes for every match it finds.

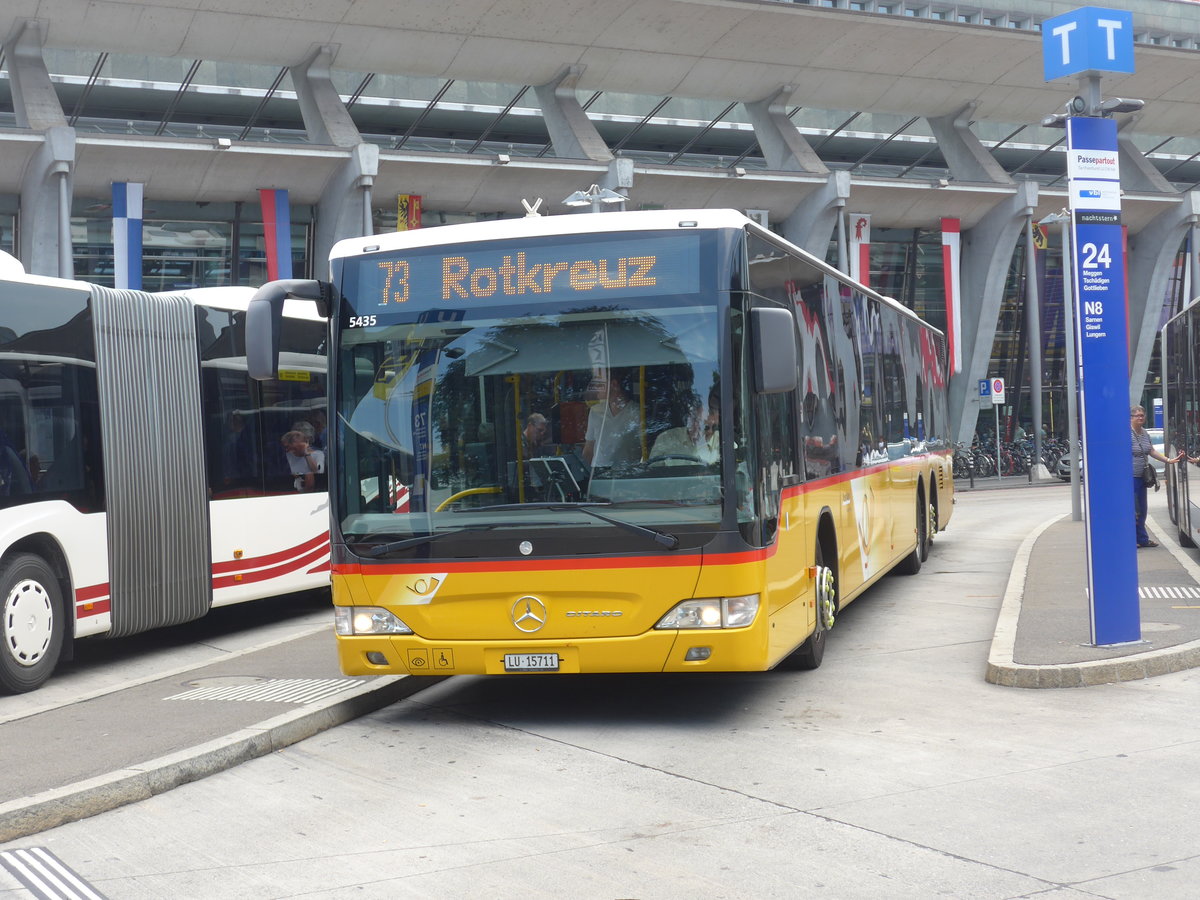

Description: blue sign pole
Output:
[1043,6,1141,646]
[1067,116,1140,645]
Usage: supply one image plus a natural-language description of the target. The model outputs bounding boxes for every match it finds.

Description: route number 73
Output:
[1080,242,1112,269]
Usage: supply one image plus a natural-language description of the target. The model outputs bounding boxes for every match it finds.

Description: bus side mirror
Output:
[750,307,797,394]
[247,279,333,381]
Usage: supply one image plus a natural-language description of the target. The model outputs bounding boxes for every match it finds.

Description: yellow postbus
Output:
[248,209,952,674]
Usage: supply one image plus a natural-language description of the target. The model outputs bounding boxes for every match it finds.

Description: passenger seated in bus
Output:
[291,419,317,444]
[307,409,328,451]
[522,412,552,458]
[282,429,324,492]
[650,387,719,466]
[221,412,257,485]
[583,368,641,468]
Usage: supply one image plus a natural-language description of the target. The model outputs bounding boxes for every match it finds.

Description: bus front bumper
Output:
[336,628,771,676]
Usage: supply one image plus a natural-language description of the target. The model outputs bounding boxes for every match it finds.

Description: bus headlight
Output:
[334,606,413,635]
[654,594,759,629]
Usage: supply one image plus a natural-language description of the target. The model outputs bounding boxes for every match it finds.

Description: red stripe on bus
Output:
[212,544,331,590]
[211,533,330,574]
[784,452,950,497]
[76,582,110,602]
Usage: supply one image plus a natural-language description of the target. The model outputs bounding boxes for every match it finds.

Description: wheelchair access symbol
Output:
[408,648,455,670]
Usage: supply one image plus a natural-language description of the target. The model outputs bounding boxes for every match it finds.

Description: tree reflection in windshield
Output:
[338,302,723,542]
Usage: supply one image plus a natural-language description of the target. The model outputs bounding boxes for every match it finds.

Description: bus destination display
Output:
[346,233,701,325]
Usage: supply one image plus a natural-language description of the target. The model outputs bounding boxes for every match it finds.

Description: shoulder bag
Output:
[1135,429,1159,491]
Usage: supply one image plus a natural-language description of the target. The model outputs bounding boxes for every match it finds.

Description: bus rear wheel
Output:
[923,493,938,561]
[0,553,65,693]
[897,491,926,575]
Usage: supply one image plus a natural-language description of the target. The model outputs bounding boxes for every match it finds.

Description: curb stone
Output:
[986,512,1200,688]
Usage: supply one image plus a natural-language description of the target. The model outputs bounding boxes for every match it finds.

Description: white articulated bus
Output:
[0,252,330,692]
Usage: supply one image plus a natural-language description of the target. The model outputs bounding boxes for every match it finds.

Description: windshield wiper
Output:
[468,501,680,550]
[358,525,498,558]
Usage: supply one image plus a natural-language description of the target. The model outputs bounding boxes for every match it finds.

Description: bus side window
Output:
[879,308,906,446]
[754,385,798,545]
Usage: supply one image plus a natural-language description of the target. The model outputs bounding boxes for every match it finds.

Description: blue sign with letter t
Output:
[1043,7,1135,81]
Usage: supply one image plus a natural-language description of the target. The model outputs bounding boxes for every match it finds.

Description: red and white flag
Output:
[941,217,963,375]
[848,213,871,288]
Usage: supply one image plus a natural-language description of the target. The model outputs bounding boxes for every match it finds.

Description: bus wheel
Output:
[897,493,926,575]
[787,543,837,670]
[0,554,65,693]
[922,494,938,561]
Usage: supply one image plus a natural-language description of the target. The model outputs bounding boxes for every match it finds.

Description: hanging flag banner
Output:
[848,213,871,288]
[940,217,962,374]
[259,188,293,281]
[112,182,144,290]
[397,194,422,231]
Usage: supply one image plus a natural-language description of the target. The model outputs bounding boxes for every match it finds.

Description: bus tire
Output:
[786,540,837,670]
[0,553,66,693]
[897,490,926,575]
[922,486,938,561]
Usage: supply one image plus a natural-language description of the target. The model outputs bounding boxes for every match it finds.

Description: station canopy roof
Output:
[1,0,1197,195]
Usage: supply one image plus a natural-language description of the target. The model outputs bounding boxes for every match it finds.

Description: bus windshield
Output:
[335,232,726,555]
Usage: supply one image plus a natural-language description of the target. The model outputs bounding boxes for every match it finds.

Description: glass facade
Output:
[966,232,1190,441]
[869,227,947,333]
[68,201,309,290]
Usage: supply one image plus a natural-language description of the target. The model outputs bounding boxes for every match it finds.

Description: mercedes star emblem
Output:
[511,596,547,633]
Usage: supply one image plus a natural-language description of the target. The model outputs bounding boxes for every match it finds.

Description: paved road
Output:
[6,485,1200,898]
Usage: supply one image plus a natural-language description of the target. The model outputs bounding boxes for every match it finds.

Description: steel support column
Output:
[1117,117,1176,194]
[7,20,76,276]
[533,66,613,163]
[780,171,850,262]
[315,143,379,271]
[743,86,827,174]
[292,44,363,148]
[926,102,1012,185]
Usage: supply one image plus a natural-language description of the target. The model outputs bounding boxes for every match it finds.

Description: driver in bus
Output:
[650,386,720,465]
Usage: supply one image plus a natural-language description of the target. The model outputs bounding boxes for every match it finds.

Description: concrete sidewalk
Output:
[0,631,443,843]
[987,490,1200,688]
